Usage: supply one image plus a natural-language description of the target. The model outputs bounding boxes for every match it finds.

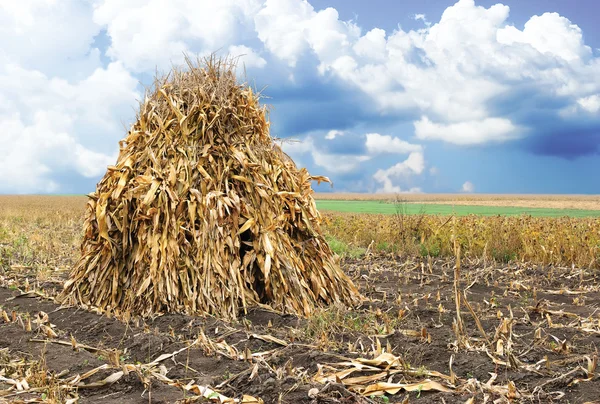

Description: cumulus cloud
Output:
[2,0,600,193]
[577,95,600,114]
[325,130,344,140]
[0,0,140,193]
[281,136,370,174]
[282,130,426,181]
[313,151,370,174]
[414,116,520,145]
[496,12,591,62]
[93,0,262,72]
[0,1,101,77]
[0,62,139,193]
[253,0,313,67]
[250,0,600,152]
[365,133,423,154]
[461,181,475,193]
[255,0,359,71]
[229,45,266,69]
[353,28,387,62]
[373,152,425,193]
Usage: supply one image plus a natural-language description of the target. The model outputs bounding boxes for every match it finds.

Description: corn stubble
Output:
[60,57,360,319]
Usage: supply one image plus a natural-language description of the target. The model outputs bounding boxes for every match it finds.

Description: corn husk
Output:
[60,56,360,319]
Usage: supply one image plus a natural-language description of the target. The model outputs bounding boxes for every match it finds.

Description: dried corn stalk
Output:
[60,56,360,319]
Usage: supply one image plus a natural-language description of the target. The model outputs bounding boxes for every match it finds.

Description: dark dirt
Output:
[1,256,599,403]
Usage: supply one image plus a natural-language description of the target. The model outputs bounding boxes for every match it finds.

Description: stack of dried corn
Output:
[61,57,360,319]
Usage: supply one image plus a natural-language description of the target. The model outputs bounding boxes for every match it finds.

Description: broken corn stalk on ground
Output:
[61,56,360,319]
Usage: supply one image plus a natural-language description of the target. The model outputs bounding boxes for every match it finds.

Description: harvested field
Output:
[314,193,600,212]
[1,196,600,403]
[1,254,600,403]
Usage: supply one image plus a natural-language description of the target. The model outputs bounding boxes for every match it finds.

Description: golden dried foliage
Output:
[60,56,360,319]
[323,213,600,268]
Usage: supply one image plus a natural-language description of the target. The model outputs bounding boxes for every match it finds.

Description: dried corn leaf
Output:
[242,395,263,404]
[362,380,452,396]
[250,334,288,346]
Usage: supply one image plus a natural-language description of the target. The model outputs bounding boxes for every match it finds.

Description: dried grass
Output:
[59,56,360,319]
[322,212,600,268]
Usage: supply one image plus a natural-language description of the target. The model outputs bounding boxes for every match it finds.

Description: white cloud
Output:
[317,0,515,122]
[2,0,600,194]
[283,131,423,176]
[229,45,267,69]
[0,62,139,193]
[373,152,425,193]
[577,95,600,114]
[278,137,314,155]
[255,0,359,71]
[413,13,430,27]
[0,1,145,193]
[496,13,591,62]
[414,116,520,145]
[461,181,475,193]
[365,133,422,154]
[283,131,425,182]
[325,130,344,140]
[281,136,370,174]
[93,0,263,72]
[0,111,116,193]
[251,0,600,147]
[312,151,370,174]
[353,28,387,62]
[0,1,101,77]
[254,0,313,67]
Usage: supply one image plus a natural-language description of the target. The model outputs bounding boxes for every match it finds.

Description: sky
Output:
[1,0,599,195]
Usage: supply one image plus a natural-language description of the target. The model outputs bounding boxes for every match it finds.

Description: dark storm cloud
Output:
[489,83,571,120]
[520,123,600,159]
[486,80,600,159]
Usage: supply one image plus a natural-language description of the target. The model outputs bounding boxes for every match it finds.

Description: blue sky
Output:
[1,0,599,194]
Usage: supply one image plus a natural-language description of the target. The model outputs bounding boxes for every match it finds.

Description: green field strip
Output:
[315,200,600,218]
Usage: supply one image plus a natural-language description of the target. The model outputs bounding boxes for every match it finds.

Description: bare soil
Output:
[1,256,599,403]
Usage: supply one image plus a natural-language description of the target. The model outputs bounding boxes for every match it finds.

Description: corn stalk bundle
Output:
[61,57,360,319]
